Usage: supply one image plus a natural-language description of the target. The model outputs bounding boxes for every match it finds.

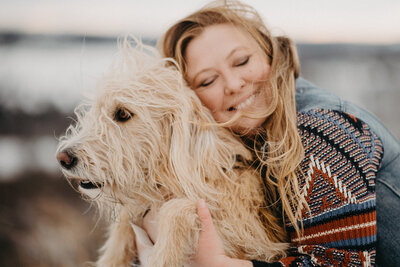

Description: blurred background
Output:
[0,0,399,266]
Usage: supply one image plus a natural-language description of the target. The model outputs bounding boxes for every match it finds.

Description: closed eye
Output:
[200,77,217,87]
[235,56,250,67]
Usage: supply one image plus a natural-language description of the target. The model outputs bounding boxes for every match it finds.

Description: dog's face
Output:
[56,48,199,214]
[57,44,249,219]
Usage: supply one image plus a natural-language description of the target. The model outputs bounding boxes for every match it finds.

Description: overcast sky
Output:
[1,0,400,44]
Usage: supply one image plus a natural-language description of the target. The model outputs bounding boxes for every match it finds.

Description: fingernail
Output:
[198,199,206,208]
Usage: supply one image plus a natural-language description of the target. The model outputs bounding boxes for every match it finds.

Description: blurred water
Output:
[298,44,400,141]
[0,137,22,178]
[0,136,58,180]
[0,37,119,113]
[0,36,399,180]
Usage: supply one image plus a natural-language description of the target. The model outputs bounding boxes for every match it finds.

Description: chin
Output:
[232,118,266,135]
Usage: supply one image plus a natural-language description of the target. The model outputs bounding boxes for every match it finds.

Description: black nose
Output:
[57,150,78,170]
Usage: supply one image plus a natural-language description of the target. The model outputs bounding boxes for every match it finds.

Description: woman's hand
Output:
[133,208,159,265]
[193,199,252,267]
[142,208,159,244]
[136,200,252,267]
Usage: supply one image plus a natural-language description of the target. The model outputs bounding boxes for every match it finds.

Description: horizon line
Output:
[1,30,400,46]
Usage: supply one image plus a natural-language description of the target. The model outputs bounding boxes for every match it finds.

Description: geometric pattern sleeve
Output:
[254,109,384,267]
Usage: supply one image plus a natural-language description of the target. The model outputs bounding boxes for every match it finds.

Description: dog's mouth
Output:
[79,180,102,190]
[70,177,103,199]
[65,174,103,190]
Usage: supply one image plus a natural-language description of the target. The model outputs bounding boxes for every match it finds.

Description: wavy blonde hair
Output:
[159,0,305,237]
[57,39,290,263]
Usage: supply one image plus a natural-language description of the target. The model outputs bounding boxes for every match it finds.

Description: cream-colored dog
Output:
[56,39,288,267]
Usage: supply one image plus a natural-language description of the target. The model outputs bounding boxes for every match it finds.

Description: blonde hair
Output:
[159,0,305,237]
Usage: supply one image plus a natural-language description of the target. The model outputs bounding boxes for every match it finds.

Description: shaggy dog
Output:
[56,40,288,267]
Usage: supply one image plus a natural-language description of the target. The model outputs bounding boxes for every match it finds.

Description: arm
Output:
[196,203,374,267]
[296,78,400,266]
[140,198,375,266]
[195,109,382,267]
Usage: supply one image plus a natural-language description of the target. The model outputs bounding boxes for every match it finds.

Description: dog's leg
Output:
[97,207,136,267]
[147,199,198,267]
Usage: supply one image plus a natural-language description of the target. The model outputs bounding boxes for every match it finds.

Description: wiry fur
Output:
[57,39,288,267]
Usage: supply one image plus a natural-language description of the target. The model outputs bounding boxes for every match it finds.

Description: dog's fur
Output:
[56,40,288,267]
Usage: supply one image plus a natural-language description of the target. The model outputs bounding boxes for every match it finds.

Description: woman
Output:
[138,1,400,266]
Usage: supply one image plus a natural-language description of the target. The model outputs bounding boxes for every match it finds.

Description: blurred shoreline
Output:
[0,31,156,46]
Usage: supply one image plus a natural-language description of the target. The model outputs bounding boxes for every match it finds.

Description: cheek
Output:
[195,88,222,111]
[256,63,270,81]
[250,57,270,81]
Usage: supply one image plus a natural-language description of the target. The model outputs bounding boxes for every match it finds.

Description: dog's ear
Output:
[166,90,252,199]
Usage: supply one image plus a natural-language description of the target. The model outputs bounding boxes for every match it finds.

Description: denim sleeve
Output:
[295,77,400,169]
[295,77,400,266]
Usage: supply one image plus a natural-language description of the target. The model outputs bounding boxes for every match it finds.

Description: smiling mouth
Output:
[228,90,259,112]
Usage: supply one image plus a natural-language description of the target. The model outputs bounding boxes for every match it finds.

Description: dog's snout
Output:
[57,150,78,170]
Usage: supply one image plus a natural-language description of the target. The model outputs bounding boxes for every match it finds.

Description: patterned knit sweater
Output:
[252,109,383,267]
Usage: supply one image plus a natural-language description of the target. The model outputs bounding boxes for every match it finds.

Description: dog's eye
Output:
[114,108,133,122]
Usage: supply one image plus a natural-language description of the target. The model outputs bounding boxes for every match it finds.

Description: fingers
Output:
[195,199,223,251]
[132,224,153,266]
[142,208,159,244]
[194,199,232,267]
[196,199,214,231]
[197,199,221,243]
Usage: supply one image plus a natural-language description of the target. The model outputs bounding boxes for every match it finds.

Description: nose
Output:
[57,150,78,170]
[224,75,245,95]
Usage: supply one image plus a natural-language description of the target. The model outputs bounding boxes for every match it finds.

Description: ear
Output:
[167,89,252,199]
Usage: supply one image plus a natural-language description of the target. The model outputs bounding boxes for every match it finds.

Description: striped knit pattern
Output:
[283,109,383,267]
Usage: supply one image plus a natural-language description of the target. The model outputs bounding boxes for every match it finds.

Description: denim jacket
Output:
[296,77,400,266]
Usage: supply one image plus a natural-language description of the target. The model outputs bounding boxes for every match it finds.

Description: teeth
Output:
[236,94,256,110]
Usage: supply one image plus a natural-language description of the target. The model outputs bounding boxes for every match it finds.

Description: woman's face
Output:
[185,23,271,134]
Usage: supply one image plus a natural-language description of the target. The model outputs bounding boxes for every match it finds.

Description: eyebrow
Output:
[226,46,246,61]
[190,46,247,84]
